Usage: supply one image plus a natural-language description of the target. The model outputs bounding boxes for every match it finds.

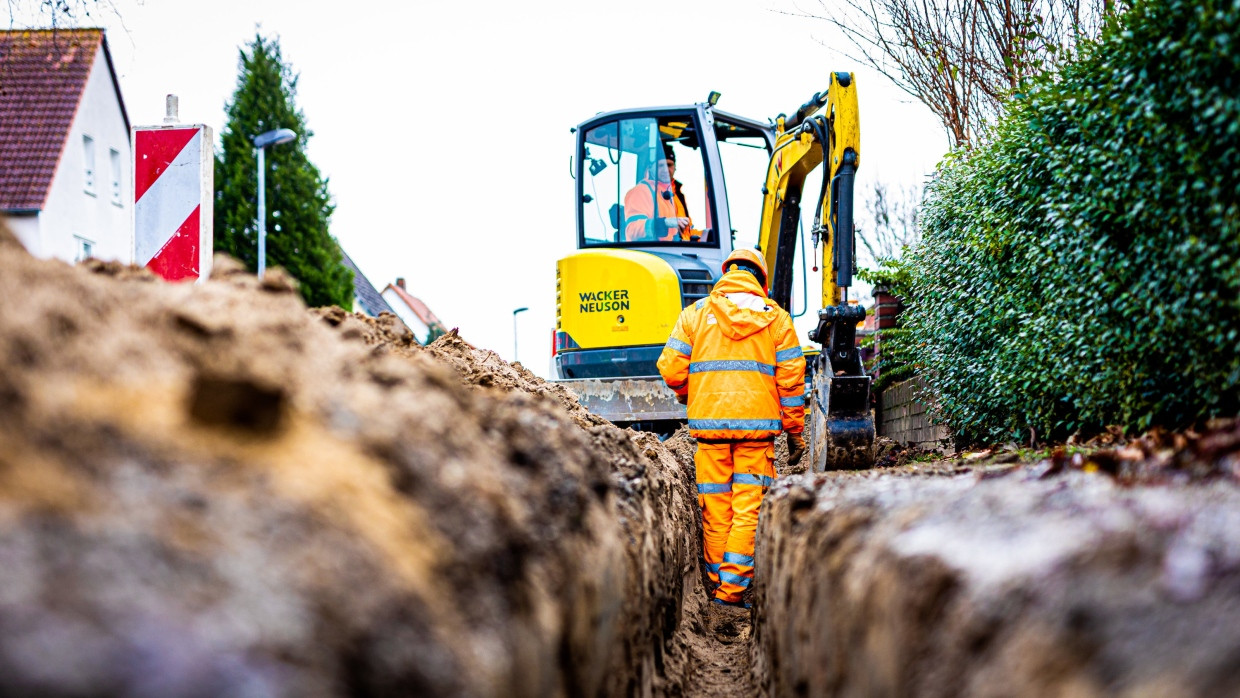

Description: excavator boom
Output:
[756,72,875,470]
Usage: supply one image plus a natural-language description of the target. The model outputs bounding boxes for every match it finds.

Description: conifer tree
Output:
[214,33,352,308]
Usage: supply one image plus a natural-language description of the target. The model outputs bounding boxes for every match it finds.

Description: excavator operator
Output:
[656,248,807,608]
[623,145,702,242]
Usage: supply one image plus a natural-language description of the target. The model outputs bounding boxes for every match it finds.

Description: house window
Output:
[109,148,122,205]
[83,135,96,195]
[74,236,94,262]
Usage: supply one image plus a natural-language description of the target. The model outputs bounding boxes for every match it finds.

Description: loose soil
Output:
[0,223,705,697]
[754,422,1240,697]
[5,220,1240,697]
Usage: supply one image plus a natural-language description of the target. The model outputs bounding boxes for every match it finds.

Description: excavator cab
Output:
[580,114,725,248]
[580,117,705,244]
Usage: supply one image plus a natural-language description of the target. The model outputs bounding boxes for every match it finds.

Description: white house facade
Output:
[1,29,132,264]
[381,279,446,345]
[382,284,432,342]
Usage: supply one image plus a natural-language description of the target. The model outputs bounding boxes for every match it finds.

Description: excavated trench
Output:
[753,432,1240,697]
[2,220,1240,696]
[0,223,704,697]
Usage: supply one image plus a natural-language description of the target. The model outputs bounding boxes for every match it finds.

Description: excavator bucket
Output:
[559,376,687,424]
[806,362,876,471]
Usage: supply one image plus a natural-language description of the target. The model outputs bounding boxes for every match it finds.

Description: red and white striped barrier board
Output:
[132,125,214,281]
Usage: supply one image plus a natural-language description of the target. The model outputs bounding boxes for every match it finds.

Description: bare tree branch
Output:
[4,0,124,29]
[857,180,924,264]
[789,0,1119,147]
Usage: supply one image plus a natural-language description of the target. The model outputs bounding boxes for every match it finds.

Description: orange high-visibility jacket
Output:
[657,270,806,441]
[623,179,698,241]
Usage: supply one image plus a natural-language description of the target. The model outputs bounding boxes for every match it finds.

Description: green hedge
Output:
[859,262,917,393]
[899,0,1240,442]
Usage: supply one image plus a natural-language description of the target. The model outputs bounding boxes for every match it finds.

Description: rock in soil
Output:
[0,222,698,697]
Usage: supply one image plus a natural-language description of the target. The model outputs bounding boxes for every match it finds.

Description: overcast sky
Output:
[9,0,948,376]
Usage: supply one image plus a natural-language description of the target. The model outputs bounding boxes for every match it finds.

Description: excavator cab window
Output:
[713,119,773,250]
[580,114,714,248]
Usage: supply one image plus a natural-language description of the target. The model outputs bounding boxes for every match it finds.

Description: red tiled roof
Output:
[383,284,445,329]
[0,29,125,211]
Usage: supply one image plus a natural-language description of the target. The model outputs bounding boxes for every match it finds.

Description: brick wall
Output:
[879,376,952,450]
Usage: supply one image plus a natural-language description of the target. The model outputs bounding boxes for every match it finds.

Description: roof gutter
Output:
[99,32,131,139]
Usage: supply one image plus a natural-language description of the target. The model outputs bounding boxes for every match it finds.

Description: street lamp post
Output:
[513,307,529,363]
[252,128,297,278]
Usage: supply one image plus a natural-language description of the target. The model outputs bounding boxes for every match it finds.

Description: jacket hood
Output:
[706,271,782,340]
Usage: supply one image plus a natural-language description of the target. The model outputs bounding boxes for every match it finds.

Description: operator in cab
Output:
[623,145,702,242]
[656,249,807,609]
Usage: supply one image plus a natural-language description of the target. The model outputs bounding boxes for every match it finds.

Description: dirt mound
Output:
[422,331,609,431]
[753,419,1240,697]
[312,305,420,355]
[0,233,697,696]
[661,426,699,468]
[873,435,925,468]
[1054,419,1240,484]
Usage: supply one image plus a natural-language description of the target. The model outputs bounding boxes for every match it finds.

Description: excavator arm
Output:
[757,72,875,470]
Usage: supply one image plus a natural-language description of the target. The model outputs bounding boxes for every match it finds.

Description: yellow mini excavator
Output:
[554,74,874,470]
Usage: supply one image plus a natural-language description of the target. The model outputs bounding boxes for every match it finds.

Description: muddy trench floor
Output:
[671,431,806,698]
[683,602,756,698]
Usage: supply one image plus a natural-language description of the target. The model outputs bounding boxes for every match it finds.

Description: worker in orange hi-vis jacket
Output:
[622,145,702,242]
[656,248,807,607]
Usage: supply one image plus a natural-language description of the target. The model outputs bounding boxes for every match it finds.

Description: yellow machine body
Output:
[554,248,706,424]
[556,249,681,352]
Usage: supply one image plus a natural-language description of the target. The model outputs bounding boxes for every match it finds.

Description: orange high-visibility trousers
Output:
[695,440,776,604]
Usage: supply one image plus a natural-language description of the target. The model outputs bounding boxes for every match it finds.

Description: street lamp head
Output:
[513,307,529,315]
[253,128,298,149]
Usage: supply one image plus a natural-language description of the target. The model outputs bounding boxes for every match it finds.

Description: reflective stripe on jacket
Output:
[657,270,806,440]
